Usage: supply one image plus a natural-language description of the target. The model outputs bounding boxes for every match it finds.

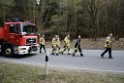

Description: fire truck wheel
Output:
[4,46,13,57]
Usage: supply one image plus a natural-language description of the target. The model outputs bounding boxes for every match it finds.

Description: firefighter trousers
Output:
[101,48,112,58]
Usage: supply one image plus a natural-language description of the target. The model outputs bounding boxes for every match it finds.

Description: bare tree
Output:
[86,0,112,41]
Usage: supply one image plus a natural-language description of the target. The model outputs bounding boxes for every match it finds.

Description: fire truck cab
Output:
[0,21,39,57]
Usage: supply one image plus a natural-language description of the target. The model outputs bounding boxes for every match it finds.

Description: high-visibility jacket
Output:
[52,37,56,46]
[52,37,60,47]
[64,36,70,47]
[39,37,45,45]
[104,36,112,48]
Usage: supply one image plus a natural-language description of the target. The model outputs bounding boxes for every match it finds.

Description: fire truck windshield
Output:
[20,24,38,35]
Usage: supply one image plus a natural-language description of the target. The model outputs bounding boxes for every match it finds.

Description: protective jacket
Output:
[52,37,60,46]
[39,37,45,45]
[64,36,70,47]
[105,36,112,48]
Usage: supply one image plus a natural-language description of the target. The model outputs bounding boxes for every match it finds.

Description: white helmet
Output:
[109,33,113,37]
[78,35,81,38]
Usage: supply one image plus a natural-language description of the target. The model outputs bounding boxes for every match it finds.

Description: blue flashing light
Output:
[15,18,19,22]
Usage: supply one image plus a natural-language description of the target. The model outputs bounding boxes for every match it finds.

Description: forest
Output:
[0,0,124,40]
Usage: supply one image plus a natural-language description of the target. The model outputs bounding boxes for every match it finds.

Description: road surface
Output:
[0,48,124,72]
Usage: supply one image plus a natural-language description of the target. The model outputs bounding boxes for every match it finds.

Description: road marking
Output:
[49,65,124,73]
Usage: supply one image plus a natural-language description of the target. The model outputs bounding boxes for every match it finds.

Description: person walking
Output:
[39,34,46,54]
[61,35,71,55]
[72,35,83,57]
[101,33,113,59]
[51,35,60,55]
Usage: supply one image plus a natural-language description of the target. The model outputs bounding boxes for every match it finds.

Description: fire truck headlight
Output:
[19,48,26,51]
[19,48,23,51]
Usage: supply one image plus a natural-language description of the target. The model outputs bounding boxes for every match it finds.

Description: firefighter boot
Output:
[51,51,55,55]
[80,53,84,57]
[51,49,55,55]
[68,51,71,55]
[40,50,42,54]
[56,48,59,56]
[61,51,63,55]
[68,48,71,55]
[56,52,59,56]
[72,53,75,56]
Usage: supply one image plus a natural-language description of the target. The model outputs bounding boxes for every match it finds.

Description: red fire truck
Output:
[0,21,39,57]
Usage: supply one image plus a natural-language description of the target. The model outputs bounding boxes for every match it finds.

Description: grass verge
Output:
[0,61,124,83]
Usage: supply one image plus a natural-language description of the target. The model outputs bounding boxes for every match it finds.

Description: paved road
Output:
[0,48,124,72]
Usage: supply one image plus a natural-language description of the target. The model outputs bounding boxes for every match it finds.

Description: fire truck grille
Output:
[31,46,38,51]
[26,38,36,44]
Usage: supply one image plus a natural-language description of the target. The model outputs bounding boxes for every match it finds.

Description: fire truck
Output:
[0,21,39,57]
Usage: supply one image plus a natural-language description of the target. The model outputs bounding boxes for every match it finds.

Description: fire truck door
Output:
[8,24,20,45]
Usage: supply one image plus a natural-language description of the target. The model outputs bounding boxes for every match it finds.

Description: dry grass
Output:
[0,61,124,83]
[45,38,124,50]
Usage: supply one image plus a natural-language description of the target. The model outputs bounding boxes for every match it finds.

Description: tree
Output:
[0,0,13,21]
[85,0,112,41]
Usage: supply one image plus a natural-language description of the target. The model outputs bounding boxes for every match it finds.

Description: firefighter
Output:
[72,35,84,56]
[51,35,60,55]
[101,33,113,59]
[61,35,71,55]
[39,34,46,54]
